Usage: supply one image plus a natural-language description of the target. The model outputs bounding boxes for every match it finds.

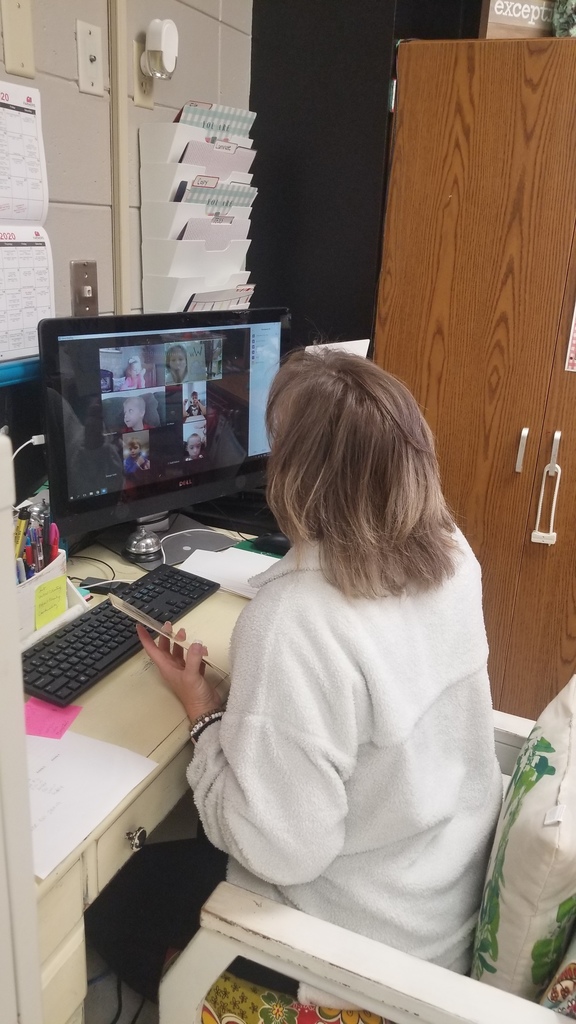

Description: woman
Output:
[86,349,501,1001]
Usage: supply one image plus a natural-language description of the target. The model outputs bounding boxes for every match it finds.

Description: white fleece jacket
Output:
[187,530,502,974]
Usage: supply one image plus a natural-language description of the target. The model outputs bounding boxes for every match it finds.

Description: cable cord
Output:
[106,975,146,1024]
[11,434,45,460]
[67,554,117,579]
[107,975,123,1024]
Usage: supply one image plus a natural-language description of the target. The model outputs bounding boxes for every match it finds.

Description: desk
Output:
[34,543,247,1024]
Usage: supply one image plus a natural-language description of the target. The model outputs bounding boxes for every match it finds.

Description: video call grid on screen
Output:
[56,320,282,503]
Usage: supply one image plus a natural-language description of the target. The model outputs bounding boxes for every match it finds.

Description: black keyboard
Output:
[22,564,220,708]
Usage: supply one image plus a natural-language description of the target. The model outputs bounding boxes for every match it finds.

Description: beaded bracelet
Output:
[189,709,224,744]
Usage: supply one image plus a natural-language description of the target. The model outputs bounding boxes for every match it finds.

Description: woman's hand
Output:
[137,623,222,722]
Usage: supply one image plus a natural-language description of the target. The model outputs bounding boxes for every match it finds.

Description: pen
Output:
[14,508,30,558]
[15,557,25,584]
[24,537,34,568]
[31,526,44,571]
[41,511,51,566]
[48,522,60,563]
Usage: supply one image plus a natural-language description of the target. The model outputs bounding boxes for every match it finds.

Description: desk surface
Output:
[35,541,247,897]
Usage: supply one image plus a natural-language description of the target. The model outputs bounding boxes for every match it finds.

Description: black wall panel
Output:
[249,1,396,345]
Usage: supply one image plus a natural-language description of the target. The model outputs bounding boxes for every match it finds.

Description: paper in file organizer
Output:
[179,181,257,214]
[178,100,256,139]
[179,138,256,176]
[142,275,253,314]
[140,162,254,205]
[184,282,255,312]
[139,122,254,166]
[177,216,251,245]
[0,81,55,363]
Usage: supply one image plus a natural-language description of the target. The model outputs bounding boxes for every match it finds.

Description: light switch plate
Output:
[133,40,154,109]
[76,20,104,97]
[70,261,99,317]
[0,0,35,79]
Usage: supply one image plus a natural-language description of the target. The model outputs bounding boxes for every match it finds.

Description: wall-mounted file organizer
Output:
[139,101,257,314]
[141,201,252,242]
[142,273,253,314]
[139,123,255,165]
[142,239,250,279]
[140,164,254,204]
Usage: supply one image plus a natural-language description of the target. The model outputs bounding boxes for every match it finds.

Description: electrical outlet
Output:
[133,40,154,109]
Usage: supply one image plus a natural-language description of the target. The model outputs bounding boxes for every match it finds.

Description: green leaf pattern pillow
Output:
[471,676,576,1001]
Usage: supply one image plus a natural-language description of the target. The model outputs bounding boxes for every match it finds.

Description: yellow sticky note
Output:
[35,576,67,630]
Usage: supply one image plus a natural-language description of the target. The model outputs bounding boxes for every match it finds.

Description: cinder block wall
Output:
[0,0,252,316]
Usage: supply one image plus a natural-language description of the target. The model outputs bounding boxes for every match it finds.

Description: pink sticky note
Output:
[25,697,82,739]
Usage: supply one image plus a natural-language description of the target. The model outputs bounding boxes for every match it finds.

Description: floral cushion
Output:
[471,675,576,1000]
[541,930,576,1016]
[202,972,392,1024]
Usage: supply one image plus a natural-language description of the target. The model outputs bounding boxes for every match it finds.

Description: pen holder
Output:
[16,550,85,647]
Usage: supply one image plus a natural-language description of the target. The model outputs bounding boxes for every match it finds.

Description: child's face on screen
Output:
[127,358,142,376]
[187,435,202,459]
[124,399,144,430]
[169,349,187,380]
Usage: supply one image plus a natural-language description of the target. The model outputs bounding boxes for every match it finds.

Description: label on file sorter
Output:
[214,140,237,153]
[192,175,219,188]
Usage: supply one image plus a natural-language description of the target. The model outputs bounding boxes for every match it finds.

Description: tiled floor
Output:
[84,792,197,1024]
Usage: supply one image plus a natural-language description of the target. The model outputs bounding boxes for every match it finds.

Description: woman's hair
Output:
[265,348,457,598]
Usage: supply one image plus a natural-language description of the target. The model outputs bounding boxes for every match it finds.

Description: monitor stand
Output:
[96,512,233,570]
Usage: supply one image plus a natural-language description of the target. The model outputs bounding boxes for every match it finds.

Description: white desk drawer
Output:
[41,919,86,1024]
[38,860,84,964]
[96,744,192,892]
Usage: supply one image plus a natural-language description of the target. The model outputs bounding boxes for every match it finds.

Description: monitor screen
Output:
[39,308,291,539]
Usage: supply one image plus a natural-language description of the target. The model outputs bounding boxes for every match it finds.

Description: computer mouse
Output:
[251,532,291,556]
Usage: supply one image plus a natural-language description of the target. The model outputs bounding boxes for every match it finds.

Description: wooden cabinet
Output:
[374,38,576,720]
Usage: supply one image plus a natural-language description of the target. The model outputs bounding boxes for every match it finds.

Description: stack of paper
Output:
[27,732,157,879]
[140,100,258,314]
[180,546,277,600]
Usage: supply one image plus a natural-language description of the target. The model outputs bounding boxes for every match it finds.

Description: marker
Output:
[48,522,60,563]
[13,508,30,558]
[15,557,25,584]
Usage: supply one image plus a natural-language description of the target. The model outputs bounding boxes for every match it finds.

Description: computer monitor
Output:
[39,308,292,544]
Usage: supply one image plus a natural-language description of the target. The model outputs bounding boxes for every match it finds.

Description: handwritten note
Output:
[35,574,66,629]
[25,696,81,739]
[26,732,157,878]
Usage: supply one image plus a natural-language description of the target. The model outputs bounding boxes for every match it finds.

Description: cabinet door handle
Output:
[515,427,529,472]
[531,430,561,546]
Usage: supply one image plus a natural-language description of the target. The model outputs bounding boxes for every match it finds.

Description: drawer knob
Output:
[126,826,147,851]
